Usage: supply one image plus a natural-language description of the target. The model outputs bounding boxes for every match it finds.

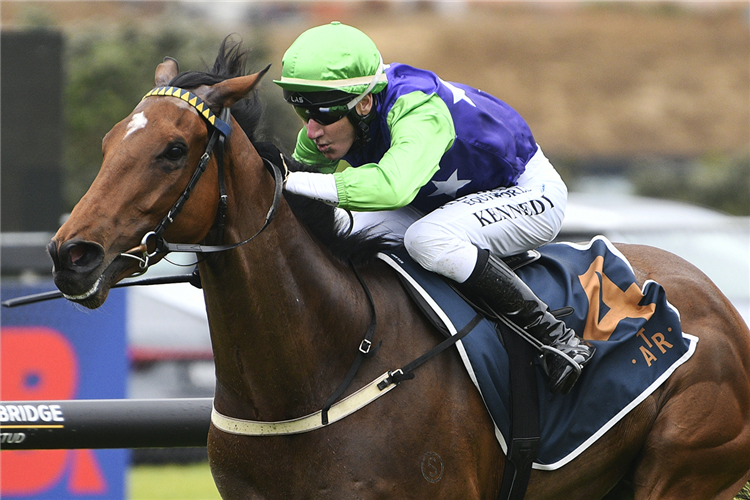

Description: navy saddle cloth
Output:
[378,236,697,470]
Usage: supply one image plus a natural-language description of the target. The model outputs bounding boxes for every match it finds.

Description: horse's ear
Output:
[155,57,179,87]
[203,64,271,109]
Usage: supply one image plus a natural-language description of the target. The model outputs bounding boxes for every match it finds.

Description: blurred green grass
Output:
[127,461,750,499]
[129,463,221,500]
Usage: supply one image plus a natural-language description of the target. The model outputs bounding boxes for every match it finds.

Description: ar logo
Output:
[578,256,656,341]
[635,327,675,367]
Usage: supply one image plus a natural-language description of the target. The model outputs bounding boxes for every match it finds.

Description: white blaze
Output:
[124,112,148,139]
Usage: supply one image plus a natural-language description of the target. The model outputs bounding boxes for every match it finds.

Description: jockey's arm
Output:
[289,92,454,211]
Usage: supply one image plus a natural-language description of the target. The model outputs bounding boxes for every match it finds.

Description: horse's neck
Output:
[200,151,369,420]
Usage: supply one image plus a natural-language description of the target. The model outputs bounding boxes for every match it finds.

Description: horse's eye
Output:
[164,145,186,161]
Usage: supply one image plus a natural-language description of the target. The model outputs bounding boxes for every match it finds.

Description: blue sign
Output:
[1,282,128,500]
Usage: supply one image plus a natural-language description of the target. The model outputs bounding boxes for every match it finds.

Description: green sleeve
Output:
[334,91,455,211]
[292,128,340,174]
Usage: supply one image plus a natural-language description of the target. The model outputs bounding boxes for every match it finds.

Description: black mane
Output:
[170,36,395,265]
[169,36,264,142]
[283,158,397,266]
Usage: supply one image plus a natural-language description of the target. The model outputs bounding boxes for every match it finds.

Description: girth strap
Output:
[496,323,540,500]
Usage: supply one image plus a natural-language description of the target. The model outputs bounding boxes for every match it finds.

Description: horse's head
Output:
[50,57,268,308]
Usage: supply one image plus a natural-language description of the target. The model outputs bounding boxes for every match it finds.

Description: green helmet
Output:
[274,22,387,104]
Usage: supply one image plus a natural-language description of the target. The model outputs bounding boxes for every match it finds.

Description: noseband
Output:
[122,86,286,270]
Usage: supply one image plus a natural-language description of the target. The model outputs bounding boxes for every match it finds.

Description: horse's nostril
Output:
[57,240,105,273]
[69,244,86,264]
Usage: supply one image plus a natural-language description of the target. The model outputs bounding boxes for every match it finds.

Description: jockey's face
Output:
[304,114,357,161]
[302,94,373,161]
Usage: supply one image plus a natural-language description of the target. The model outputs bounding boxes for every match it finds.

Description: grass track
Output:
[129,462,750,499]
[129,463,221,500]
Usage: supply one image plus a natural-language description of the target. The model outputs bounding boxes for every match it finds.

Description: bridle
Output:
[120,86,287,271]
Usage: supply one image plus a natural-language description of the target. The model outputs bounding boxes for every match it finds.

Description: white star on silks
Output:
[428,169,472,198]
[441,80,476,107]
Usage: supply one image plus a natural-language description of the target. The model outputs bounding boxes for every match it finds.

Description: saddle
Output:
[377,237,696,472]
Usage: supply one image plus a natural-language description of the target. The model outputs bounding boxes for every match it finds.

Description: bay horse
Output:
[49,39,750,499]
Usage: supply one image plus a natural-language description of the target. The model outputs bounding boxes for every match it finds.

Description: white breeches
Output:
[336,147,567,283]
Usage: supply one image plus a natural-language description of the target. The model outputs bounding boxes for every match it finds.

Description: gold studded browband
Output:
[143,86,231,136]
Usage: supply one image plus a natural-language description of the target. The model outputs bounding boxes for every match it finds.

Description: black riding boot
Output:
[456,250,595,395]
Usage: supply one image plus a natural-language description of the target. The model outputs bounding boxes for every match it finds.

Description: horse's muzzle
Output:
[49,239,107,301]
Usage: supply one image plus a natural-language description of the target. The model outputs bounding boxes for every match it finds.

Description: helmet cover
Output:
[274,22,387,95]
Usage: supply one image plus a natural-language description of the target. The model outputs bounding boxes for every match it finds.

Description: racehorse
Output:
[49,38,750,499]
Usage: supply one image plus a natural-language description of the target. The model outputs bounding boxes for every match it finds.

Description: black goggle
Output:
[294,105,350,126]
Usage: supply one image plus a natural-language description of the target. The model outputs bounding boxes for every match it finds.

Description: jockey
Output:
[274,22,595,395]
